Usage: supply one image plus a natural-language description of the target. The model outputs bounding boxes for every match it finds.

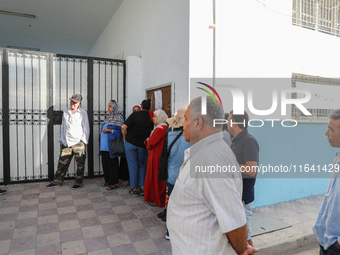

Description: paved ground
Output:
[253,195,323,255]
[289,245,319,255]
[0,178,325,255]
[0,178,169,255]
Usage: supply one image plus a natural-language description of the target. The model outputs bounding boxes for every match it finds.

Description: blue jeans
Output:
[124,141,148,188]
[243,201,253,241]
[320,243,340,255]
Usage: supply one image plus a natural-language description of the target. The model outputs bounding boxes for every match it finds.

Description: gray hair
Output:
[330,109,340,130]
[330,109,340,120]
[190,96,224,131]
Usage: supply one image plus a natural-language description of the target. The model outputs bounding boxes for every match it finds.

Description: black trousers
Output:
[320,244,340,255]
[101,152,119,185]
[119,155,130,181]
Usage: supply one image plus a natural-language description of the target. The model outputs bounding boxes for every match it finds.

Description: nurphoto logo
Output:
[195,81,313,128]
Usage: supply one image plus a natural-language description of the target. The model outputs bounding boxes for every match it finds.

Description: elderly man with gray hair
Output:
[167,96,258,255]
[313,109,340,255]
[46,94,90,190]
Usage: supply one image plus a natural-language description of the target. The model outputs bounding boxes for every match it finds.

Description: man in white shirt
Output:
[167,96,258,255]
[46,94,90,190]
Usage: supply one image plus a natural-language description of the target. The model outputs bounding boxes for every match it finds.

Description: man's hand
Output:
[241,244,258,255]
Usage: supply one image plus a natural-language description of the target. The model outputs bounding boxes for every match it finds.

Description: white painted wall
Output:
[125,56,143,117]
[189,0,340,207]
[190,0,340,79]
[89,0,190,117]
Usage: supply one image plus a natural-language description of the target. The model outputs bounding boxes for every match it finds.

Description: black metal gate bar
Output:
[2,49,10,185]
[23,55,27,180]
[48,53,54,181]
[87,58,94,179]
[1,50,125,184]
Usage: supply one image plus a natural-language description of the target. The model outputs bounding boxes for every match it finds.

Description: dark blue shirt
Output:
[230,129,259,204]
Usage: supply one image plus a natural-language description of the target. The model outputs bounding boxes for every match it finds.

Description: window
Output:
[292,73,340,122]
[293,0,340,37]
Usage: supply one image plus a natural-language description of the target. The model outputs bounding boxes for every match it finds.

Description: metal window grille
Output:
[293,0,340,37]
[291,73,340,122]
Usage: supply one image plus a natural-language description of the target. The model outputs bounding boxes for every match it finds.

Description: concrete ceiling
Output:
[0,0,124,56]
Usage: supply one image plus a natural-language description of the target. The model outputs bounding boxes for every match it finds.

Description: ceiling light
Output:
[0,10,35,19]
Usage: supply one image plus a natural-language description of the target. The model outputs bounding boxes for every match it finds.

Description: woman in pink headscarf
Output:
[132,105,141,112]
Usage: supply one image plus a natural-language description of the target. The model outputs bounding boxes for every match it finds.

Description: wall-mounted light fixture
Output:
[0,10,35,19]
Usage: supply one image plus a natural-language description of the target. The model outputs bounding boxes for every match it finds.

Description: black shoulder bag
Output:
[158,130,183,181]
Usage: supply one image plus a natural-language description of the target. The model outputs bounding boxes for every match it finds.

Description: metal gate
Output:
[0,48,125,185]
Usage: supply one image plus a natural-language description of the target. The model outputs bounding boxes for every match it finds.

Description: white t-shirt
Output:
[60,107,90,147]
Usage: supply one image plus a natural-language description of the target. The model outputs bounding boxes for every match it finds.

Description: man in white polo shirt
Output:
[167,96,258,255]
[46,94,90,190]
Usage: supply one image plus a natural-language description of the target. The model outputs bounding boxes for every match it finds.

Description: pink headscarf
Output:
[132,105,141,112]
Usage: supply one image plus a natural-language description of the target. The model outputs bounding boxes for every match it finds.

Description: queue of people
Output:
[30,92,339,254]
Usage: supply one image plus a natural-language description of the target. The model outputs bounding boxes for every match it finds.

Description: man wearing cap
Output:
[46,94,90,190]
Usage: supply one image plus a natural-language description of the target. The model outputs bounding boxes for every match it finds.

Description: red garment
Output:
[148,110,153,122]
[144,125,167,207]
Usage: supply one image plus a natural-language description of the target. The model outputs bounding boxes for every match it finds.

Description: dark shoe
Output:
[0,189,7,195]
[133,189,140,197]
[140,188,144,196]
[72,185,81,190]
[129,188,138,195]
[157,211,166,219]
[149,202,157,207]
[161,215,166,222]
[107,184,119,190]
[46,183,57,189]
[165,230,170,240]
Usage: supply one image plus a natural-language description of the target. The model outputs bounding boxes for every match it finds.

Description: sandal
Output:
[102,183,109,187]
[107,184,119,190]
[129,188,138,195]
[149,202,157,207]
[121,180,130,187]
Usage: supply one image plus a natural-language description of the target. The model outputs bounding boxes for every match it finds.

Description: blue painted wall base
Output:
[249,122,337,208]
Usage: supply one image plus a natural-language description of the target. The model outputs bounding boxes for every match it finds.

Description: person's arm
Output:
[227,224,258,255]
[145,126,166,150]
[105,126,122,140]
[121,124,127,142]
[239,161,258,177]
[82,110,90,143]
[240,138,259,177]
[226,224,248,254]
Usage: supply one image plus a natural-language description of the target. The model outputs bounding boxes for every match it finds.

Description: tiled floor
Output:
[0,178,324,255]
[0,178,170,255]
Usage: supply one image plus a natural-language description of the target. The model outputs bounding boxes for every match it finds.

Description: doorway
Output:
[146,83,173,118]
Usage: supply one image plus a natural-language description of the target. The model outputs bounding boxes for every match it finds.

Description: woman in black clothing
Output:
[122,99,154,196]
